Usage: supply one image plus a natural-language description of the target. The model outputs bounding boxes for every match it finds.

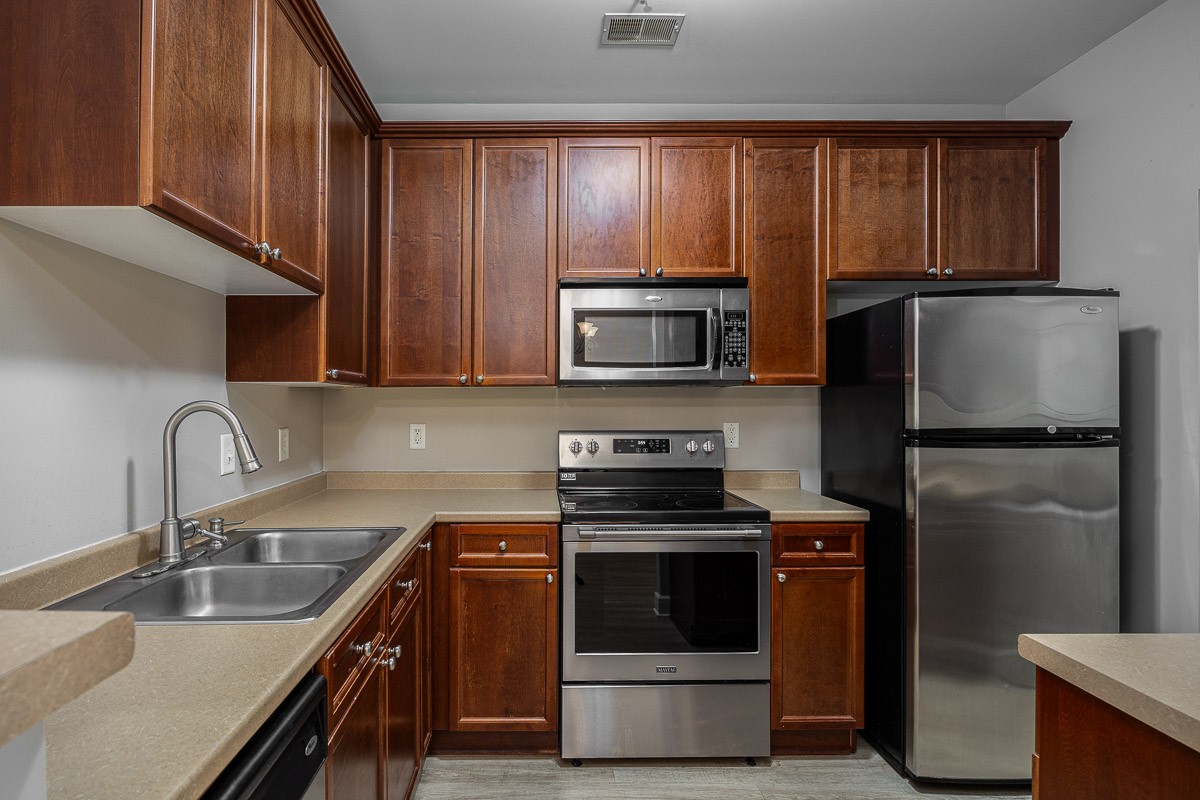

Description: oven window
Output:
[572,310,709,369]
[573,551,759,654]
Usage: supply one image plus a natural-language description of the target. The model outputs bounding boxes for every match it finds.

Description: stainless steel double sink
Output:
[50,528,405,624]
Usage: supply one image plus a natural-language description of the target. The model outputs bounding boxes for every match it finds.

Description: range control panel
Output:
[559,430,725,470]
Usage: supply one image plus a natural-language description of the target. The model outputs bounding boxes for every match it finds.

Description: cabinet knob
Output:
[389,645,403,657]
[926,267,938,276]
[270,246,282,260]
[944,267,955,277]
[459,374,468,384]
[749,373,757,383]
[396,578,415,593]
[418,542,432,552]
[655,268,664,277]
[351,641,373,656]
[374,655,396,671]
[326,369,339,380]
[476,375,484,384]
[814,540,825,552]
[639,268,647,277]
[777,572,787,583]
[498,540,507,552]
[547,573,554,584]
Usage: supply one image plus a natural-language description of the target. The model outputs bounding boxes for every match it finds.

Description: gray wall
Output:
[0,221,324,576]
[1007,0,1200,632]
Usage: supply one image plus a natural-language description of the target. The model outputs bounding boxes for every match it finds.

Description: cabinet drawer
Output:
[450,524,558,568]
[773,524,863,566]
[388,544,423,628]
[322,589,387,727]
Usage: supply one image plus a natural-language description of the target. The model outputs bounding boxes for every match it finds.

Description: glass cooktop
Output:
[558,490,769,524]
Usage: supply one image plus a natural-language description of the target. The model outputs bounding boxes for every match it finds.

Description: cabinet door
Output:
[143,0,260,258]
[380,139,473,386]
[385,602,422,800]
[651,137,742,276]
[420,535,434,754]
[473,139,557,386]
[771,567,864,730]
[259,0,326,292]
[448,567,558,731]
[940,138,1052,280]
[322,84,370,385]
[745,138,826,385]
[828,138,936,280]
[327,665,384,800]
[558,138,649,277]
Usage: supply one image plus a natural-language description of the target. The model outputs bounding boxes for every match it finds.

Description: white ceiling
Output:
[317,0,1166,112]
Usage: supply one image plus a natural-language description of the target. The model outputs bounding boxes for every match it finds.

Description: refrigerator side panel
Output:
[909,294,1119,432]
[906,442,1119,780]
[823,299,907,768]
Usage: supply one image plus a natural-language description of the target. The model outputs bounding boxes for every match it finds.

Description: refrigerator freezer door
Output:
[905,294,1119,432]
[905,442,1119,780]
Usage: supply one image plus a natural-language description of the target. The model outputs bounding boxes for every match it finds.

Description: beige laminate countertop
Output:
[0,610,134,747]
[43,484,864,800]
[1019,633,1200,753]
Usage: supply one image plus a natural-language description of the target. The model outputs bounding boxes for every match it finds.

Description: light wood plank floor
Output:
[412,742,1032,800]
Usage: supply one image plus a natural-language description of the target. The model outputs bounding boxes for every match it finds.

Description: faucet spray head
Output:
[234,434,263,473]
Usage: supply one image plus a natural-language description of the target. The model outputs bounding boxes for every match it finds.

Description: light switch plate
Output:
[278,427,290,462]
[220,434,235,476]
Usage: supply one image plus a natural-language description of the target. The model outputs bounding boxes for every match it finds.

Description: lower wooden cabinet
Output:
[385,599,423,800]
[770,523,865,754]
[326,646,385,799]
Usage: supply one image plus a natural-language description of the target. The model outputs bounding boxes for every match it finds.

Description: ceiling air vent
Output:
[601,12,685,46]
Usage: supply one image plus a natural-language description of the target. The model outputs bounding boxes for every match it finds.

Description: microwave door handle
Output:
[710,310,722,371]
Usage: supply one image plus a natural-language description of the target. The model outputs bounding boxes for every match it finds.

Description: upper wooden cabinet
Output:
[652,137,744,277]
[828,138,937,280]
[828,135,1058,282]
[226,81,370,384]
[0,0,350,295]
[745,138,826,385]
[558,138,650,277]
[939,138,1052,280]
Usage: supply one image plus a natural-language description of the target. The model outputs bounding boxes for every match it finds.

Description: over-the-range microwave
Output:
[558,278,749,386]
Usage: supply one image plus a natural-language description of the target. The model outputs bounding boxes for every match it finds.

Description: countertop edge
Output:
[1018,634,1200,753]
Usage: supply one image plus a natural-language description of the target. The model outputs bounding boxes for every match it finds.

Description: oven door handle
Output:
[577,528,766,540]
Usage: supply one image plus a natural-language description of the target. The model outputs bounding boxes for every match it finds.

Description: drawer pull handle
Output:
[418,542,432,552]
[777,572,787,583]
[498,540,507,552]
[396,579,415,593]
[814,540,825,552]
[351,641,373,656]
[390,645,403,657]
[374,655,396,671]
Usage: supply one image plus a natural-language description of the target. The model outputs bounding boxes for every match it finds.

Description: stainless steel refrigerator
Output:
[821,288,1120,782]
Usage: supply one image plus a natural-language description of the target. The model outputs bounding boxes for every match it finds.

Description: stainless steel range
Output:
[557,430,772,760]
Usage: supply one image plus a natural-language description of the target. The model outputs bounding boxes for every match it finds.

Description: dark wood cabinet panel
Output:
[449,524,557,568]
[473,139,557,385]
[327,662,384,800]
[144,0,261,256]
[771,566,865,732]
[772,523,863,567]
[447,567,558,732]
[828,138,936,280]
[651,137,743,276]
[385,601,423,800]
[379,139,473,386]
[745,138,826,385]
[1033,668,1200,799]
[558,138,650,277]
[260,0,327,290]
[940,138,1051,280]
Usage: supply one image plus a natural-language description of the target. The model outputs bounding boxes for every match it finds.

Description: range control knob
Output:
[685,440,699,454]
[586,439,600,455]
[702,440,716,454]
[568,440,583,456]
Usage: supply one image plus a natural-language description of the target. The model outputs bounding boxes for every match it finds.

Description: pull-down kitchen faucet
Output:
[158,401,262,565]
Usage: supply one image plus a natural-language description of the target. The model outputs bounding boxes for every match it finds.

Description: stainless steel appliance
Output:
[822,288,1120,783]
[558,278,749,385]
[558,430,771,759]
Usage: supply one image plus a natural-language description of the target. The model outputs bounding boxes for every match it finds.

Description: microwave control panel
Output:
[723,311,748,369]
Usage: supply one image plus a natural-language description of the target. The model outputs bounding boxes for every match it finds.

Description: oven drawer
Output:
[450,524,558,568]
[772,523,863,566]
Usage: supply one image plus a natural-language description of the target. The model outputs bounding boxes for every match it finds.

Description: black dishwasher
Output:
[204,673,328,800]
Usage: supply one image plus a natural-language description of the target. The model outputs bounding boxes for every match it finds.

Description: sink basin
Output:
[212,529,390,564]
[47,526,406,624]
[108,564,347,621]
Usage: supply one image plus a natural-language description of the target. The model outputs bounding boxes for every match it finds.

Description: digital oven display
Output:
[612,438,671,454]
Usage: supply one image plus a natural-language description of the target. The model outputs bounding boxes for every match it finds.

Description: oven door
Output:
[559,286,722,383]
[562,538,771,683]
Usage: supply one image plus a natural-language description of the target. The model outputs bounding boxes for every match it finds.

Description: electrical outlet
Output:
[277,427,290,462]
[723,422,740,449]
[220,434,236,476]
[410,423,426,450]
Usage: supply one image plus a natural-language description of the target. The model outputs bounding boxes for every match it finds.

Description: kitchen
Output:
[1,0,1198,799]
